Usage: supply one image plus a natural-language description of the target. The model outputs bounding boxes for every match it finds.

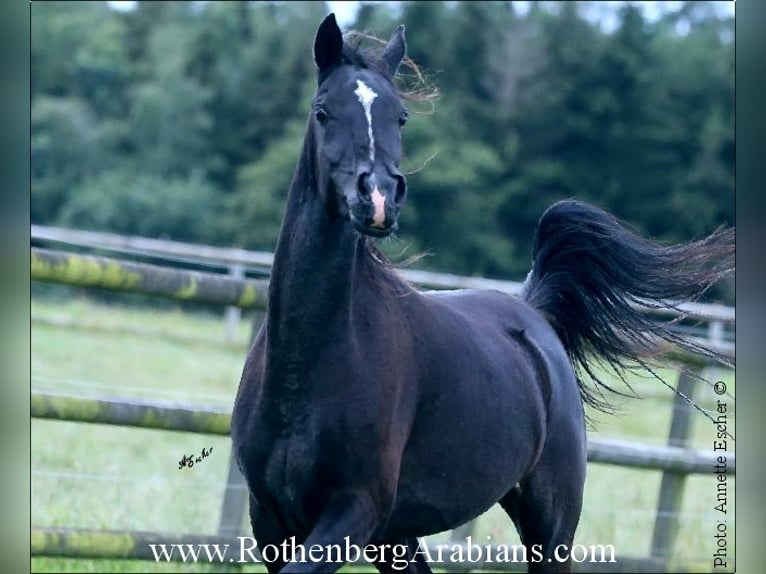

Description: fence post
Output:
[703,321,724,401]
[649,367,698,562]
[217,451,249,538]
[218,312,264,538]
[224,264,245,342]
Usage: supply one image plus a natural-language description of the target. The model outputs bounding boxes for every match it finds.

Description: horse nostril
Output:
[357,172,371,197]
[394,176,407,205]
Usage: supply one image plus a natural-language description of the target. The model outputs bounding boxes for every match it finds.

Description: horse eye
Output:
[398,111,408,127]
[315,108,329,125]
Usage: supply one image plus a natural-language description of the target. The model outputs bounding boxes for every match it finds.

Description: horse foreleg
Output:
[278,489,383,573]
[248,494,291,574]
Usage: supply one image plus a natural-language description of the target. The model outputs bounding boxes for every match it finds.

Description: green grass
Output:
[31,296,735,572]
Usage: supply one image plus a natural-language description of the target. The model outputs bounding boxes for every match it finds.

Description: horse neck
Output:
[266,132,366,364]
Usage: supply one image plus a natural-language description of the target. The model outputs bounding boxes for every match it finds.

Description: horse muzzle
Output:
[348,170,406,237]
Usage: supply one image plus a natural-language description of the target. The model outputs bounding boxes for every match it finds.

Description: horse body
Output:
[231,13,732,574]
[232,195,586,567]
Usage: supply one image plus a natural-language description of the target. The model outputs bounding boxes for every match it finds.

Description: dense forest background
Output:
[31,1,734,295]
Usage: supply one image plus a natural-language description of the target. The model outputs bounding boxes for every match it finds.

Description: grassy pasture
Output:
[31,297,735,572]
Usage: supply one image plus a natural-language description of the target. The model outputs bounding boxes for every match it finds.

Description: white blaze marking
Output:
[371,187,386,227]
[354,80,378,162]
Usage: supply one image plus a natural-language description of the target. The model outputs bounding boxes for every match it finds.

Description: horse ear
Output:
[382,25,407,76]
[314,13,343,71]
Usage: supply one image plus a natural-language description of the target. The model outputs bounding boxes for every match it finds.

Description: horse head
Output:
[311,14,409,238]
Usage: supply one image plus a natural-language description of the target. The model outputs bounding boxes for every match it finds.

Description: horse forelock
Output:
[317,39,398,92]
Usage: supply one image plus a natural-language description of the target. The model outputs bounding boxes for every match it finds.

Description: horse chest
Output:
[264,434,313,498]
[249,429,323,534]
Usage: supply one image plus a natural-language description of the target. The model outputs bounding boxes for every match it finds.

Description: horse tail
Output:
[521,199,734,411]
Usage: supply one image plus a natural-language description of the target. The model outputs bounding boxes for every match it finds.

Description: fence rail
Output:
[32,225,735,326]
[31,247,269,309]
[31,391,735,475]
[31,224,276,269]
[30,246,734,366]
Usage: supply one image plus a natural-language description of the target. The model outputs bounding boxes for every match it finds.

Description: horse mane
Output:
[356,237,417,298]
[339,39,391,79]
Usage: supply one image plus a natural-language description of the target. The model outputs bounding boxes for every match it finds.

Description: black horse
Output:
[231,14,733,574]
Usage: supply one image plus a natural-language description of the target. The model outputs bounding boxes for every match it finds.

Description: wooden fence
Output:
[30,226,736,572]
[31,224,736,342]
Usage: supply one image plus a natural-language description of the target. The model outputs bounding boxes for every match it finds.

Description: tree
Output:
[29,1,734,297]
[495,2,610,275]
[32,2,130,117]
[31,96,105,223]
[126,43,215,178]
[57,169,219,243]
[186,1,327,190]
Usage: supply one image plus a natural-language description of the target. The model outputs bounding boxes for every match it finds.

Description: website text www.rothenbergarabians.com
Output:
[150,536,616,570]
